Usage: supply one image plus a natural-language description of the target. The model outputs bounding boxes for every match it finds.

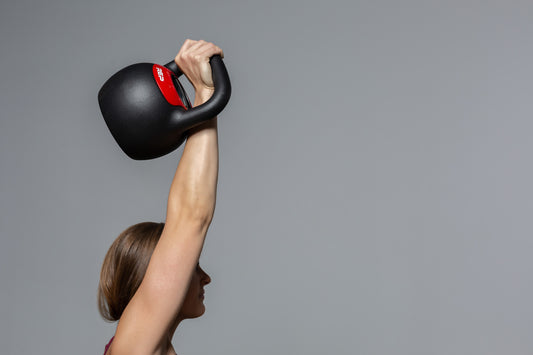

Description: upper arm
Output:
[110,217,209,354]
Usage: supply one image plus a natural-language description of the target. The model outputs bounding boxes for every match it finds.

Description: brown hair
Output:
[97,221,165,322]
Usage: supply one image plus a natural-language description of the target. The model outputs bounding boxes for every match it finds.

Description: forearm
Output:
[166,90,219,225]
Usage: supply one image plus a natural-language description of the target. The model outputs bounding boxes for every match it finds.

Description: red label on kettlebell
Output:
[152,64,186,107]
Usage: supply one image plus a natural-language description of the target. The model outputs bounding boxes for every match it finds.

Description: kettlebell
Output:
[98,55,231,160]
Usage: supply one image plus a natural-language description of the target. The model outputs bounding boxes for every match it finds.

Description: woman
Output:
[98,39,224,355]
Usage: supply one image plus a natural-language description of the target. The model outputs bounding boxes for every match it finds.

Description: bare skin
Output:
[107,40,223,355]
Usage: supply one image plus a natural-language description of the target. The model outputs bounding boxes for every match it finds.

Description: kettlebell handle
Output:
[164,60,183,77]
[165,55,231,129]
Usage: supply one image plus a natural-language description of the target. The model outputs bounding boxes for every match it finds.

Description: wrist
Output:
[193,88,215,106]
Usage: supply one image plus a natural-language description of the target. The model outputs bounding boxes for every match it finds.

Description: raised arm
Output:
[110,40,224,355]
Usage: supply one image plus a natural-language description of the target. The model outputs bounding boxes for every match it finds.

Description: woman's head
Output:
[97,222,212,322]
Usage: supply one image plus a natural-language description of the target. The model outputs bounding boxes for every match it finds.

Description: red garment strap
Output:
[104,336,114,355]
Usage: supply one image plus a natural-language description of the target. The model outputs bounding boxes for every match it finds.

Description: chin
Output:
[195,305,206,318]
[184,305,206,319]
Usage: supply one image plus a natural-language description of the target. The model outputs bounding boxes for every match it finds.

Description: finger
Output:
[175,39,197,62]
[205,43,223,58]
[215,45,224,58]
[197,43,223,59]
[182,41,211,63]
[187,39,207,53]
[176,40,224,64]
[178,39,196,53]
[205,42,223,57]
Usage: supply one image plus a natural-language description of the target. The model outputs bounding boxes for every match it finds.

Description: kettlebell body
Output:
[98,56,230,160]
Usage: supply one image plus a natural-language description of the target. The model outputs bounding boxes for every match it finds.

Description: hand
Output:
[174,40,224,101]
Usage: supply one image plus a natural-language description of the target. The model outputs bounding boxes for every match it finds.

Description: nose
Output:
[200,267,211,285]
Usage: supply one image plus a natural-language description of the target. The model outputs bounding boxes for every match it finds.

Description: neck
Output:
[165,315,185,355]
[162,336,177,355]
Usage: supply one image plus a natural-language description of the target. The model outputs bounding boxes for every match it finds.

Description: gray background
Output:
[1,0,532,354]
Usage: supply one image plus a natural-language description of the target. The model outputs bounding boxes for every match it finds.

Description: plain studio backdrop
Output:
[1,0,532,354]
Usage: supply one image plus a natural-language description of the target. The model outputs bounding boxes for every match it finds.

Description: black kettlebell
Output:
[98,55,231,160]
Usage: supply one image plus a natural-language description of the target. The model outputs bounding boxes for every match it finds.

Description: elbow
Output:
[166,200,215,228]
[184,204,215,226]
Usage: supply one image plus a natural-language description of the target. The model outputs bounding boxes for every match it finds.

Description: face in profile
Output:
[178,264,211,319]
